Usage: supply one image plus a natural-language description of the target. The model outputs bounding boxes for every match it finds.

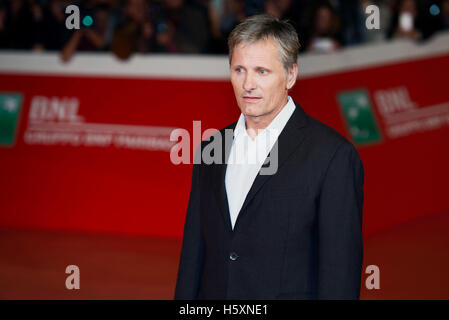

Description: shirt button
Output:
[229,252,239,261]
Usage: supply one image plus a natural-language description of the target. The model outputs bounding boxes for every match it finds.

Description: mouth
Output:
[242,96,262,103]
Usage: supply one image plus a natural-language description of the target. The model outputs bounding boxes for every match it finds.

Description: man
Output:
[175,14,364,300]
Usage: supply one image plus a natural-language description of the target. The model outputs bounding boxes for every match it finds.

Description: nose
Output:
[243,72,256,92]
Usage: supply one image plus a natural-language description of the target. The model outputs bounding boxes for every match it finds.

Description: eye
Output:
[235,67,243,73]
[259,69,268,74]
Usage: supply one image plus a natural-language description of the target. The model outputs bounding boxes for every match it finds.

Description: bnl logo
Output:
[65,5,93,30]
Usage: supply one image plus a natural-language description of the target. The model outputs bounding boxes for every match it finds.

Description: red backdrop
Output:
[0,53,448,238]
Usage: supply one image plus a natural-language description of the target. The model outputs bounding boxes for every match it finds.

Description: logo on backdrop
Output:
[23,95,176,152]
[338,86,449,146]
[338,89,383,146]
[0,93,23,147]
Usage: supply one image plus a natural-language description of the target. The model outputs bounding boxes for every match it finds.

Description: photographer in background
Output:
[306,2,342,54]
[61,1,115,62]
[0,0,35,49]
[153,0,210,53]
[110,0,154,59]
[387,0,423,40]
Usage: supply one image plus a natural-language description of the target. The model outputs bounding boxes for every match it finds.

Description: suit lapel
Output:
[212,102,309,233]
[214,162,233,232]
[212,122,236,232]
[233,103,309,232]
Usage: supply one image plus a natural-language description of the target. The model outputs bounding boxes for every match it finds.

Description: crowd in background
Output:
[0,0,448,61]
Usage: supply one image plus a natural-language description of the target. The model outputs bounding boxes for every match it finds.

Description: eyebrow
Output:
[233,65,271,71]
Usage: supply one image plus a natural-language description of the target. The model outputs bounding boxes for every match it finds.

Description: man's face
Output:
[230,38,297,127]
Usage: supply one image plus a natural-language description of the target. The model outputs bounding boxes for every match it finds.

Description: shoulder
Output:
[307,114,349,146]
[301,111,361,163]
[298,113,364,187]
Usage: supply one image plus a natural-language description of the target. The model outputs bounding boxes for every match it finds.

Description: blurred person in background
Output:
[358,0,392,44]
[264,0,293,19]
[339,0,392,46]
[437,0,449,31]
[2,0,446,56]
[0,4,4,46]
[203,0,228,53]
[218,0,247,49]
[387,0,423,40]
[31,0,72,51]
[338,0,366,46]
[305,1,342,53]
[264,0,304,40]
[0,0,35,49]
[151,0,210,53]
[244,0,264,16]
[110,0,154,59]
[61,0,116,62]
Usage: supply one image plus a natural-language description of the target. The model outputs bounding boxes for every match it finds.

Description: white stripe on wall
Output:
[0,32,448,80]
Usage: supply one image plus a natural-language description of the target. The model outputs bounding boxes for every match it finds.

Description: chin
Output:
[241,104,262,117]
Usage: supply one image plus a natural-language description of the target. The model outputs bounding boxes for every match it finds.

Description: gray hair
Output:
[228,14,300,73]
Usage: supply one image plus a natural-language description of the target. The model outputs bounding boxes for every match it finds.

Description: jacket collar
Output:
[212,101,309,233]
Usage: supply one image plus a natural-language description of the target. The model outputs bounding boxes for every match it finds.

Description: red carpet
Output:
[1,212,448,299]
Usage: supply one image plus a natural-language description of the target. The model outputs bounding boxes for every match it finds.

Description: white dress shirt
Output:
[225,96,296,229]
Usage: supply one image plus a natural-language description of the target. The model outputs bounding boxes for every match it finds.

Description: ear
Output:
[286,63,298,90]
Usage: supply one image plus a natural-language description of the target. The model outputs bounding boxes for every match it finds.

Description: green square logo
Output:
[337,89,382,146]
[0,93,23,147]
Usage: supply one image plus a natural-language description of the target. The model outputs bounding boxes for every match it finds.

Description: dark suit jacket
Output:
[175,102,364,300]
